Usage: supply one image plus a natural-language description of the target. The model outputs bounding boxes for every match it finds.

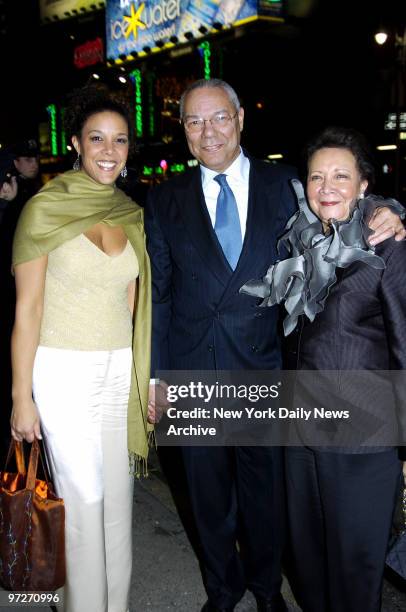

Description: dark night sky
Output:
[0,0,405,192]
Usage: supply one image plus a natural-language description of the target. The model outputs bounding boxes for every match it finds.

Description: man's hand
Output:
[0,176,17,201]
[368,206,406,246]
[147,380,170,424]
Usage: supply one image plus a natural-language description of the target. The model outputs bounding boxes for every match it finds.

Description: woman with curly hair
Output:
[10,86,151,612]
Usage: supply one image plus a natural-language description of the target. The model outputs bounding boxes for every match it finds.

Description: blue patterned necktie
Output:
[214,174,242,270]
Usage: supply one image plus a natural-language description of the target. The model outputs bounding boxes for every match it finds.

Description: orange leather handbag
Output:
[0,439,65,591]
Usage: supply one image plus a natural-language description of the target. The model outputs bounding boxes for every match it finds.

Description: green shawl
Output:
[13,169,152,476]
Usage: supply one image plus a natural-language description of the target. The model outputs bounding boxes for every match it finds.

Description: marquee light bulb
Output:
[374,32,388,45]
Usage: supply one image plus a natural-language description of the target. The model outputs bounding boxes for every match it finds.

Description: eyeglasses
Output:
[183,111,238,133]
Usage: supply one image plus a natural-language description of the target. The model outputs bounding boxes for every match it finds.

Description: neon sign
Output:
[130,69,143,137]
[46,104,58,156]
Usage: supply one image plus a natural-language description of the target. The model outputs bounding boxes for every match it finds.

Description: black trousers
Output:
[182,446,286,609]
[285,447,401,612]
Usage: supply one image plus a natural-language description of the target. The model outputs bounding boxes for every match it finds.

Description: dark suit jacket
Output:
[145,158,297,373]
[284,237,406,452]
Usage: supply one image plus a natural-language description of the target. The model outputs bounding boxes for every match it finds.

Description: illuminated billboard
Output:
[106,0,283,60]
[40,0,106,22]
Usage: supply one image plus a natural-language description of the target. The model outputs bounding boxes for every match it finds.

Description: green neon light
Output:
[147,73,155,138]
[60,108,67,155]
[199,41,211,80]
[46,104,58,156]
[143,166,153,176]
[170,163,185,173]
[130,69,143,138]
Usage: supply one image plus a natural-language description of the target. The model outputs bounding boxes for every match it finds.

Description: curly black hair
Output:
[305,126,376,192]
[63,84,135,145]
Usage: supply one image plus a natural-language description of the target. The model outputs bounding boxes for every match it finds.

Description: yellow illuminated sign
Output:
[124,3,146,39]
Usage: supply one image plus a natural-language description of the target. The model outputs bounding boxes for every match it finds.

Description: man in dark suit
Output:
[145,79,405,612]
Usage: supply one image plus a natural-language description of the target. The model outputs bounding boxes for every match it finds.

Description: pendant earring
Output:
[120,165,128,178]
[73,154,81,171]
[359,191,365,200]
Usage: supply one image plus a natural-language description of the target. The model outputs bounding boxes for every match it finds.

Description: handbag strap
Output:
[4,440,26,476]
[26,439,53,491]
[26,439,40,490]
[37,438,53,486]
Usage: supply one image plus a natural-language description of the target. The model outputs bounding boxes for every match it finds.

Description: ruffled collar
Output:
[240,179,391,335]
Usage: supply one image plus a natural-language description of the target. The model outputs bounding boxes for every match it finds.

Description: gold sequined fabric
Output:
[40,234,139,350]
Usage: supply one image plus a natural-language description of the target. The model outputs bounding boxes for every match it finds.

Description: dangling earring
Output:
[73,153,81,171]
[359,191,365,200]
[120,165,128,178]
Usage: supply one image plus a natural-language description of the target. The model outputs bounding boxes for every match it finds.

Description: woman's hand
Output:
[11,398,42,443]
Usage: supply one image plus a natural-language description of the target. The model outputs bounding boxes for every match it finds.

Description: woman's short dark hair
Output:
[305,126,376,191]
[64,85,134,145]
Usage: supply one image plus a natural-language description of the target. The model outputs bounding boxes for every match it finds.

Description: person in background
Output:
[0,141,42,463]
[1,140,42,287]
[10,86,152,612]
[146,79,405,612]
[0,151,19,459]
[242,126,406,612]
[0,151,18,224]
[10,138,41,203]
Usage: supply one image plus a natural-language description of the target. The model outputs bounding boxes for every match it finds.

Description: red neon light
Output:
[74,37,104,69]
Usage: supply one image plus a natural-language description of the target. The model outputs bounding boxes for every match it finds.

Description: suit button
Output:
[208,345,214,352]
[251,345,259,352]
[254,312,263,318]
[192,274,197,280]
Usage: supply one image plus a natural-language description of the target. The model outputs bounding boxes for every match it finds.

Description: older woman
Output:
[10,87,151,612]
[242,126,406,612]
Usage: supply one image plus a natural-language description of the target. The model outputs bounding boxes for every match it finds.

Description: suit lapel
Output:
[177,169,232,287]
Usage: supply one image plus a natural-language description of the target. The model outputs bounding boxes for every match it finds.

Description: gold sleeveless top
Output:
[39,234,139,350]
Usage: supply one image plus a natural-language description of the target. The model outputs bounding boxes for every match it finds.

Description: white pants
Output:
[33,346,133,612]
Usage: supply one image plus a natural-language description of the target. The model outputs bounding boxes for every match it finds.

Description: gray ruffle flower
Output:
[240,180,404,336]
